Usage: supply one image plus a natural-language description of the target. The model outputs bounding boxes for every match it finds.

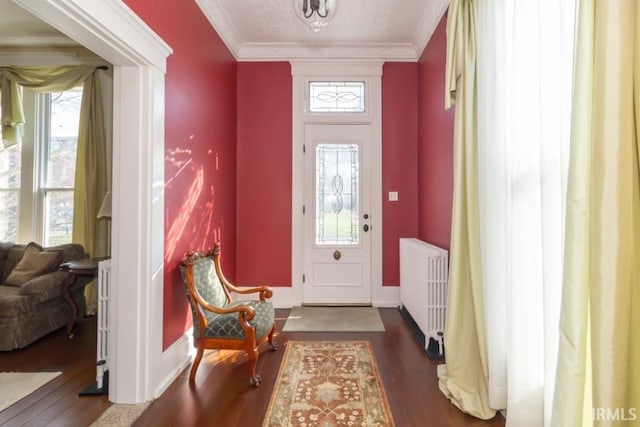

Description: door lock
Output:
[363,224,369,232]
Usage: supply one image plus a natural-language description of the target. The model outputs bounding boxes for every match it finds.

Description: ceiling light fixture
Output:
[294,0,338,32]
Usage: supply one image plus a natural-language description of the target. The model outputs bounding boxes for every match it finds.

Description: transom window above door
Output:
[308,81,366,113]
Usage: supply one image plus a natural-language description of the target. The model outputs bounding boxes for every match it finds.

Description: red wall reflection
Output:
[125,0,238,350]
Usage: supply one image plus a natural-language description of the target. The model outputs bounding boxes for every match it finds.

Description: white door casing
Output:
[14,0,173,403]
[303,124,372,304]
[291,61,386,307]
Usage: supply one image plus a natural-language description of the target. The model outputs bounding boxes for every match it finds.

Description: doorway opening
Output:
[291,62,383,307]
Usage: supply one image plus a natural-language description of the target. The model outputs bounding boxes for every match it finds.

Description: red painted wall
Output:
[236,62,420,288]
[236,63,292,286]
[122,3,451,340]
[124,0,238,349]
[417,16,455,250]
[381,63,419,286]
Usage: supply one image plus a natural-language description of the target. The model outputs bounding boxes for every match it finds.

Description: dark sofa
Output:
[0,241,90,351]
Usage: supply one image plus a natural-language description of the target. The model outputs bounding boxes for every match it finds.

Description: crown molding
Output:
[195,0,447,63]
[236,42,420,62]
[290,60,384,76]
[412,0,448,58]
[195,0,241,61]
[0,46,104,66]
[0,35,78,47]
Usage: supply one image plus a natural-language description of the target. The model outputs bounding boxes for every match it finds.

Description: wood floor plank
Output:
[134,308,505,427]
[0,308,505,426]
[0,316,110,427]
[17,371,99,427]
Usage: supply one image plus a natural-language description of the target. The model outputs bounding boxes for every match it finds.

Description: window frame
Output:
[0,88,81,245]
[37,90,82,246]
[302,76,374,124]
[308,81,366,113]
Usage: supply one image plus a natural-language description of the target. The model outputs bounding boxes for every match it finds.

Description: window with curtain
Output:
[0,86,83,244]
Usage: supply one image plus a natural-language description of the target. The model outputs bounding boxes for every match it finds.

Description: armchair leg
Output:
[189,348,204,387]
[247,346,261,387]
[249,375,262,387]
[268,324,277,351]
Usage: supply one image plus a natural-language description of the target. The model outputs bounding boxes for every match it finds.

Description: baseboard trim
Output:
[155,329,192,399]
[237,285,400,308]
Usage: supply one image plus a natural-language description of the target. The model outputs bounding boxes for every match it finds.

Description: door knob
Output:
[363,224,369,232]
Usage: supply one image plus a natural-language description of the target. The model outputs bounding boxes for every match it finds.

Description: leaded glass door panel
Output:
[303,124,371,304]
[315,143,360,245]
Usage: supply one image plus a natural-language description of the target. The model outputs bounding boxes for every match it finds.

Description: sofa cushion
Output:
[4,245,27,278]
[0,241,15,283]
[18,271,68,296]
[0,285,49,317]
[4,242,63,287]
[0,285,23,316]
[48,243,87,263]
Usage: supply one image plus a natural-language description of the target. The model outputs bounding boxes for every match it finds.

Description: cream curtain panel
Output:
[0,75,23,148]
[437,0,496,420]
[73,71,109,314]
[475,0,576,425]
[0,65,109,314]
[0,66,95,148]
[552,1,640,426]
[442,0,639,424]
[444,0,640,424]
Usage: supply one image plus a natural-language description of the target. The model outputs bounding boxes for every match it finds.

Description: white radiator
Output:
[400,238,448,353]
[96,259,111,390]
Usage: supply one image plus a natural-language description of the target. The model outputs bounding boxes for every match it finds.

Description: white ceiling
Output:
[0,0,75,46]
[1,0,448,62]
[196,0,449,61]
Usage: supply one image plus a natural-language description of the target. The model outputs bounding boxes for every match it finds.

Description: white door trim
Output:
[14,0,173,404]
[290,61,383,307]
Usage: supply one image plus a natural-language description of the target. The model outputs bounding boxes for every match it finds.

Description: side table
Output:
[59,257,102,338]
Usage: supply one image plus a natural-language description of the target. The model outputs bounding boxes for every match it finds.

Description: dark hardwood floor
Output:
[1,308,505,426]
[0,316,110,427]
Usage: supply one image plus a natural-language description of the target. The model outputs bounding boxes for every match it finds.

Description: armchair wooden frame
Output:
[181,243,276,387]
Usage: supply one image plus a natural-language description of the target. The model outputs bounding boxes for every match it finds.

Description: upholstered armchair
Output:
[180,242,276,387]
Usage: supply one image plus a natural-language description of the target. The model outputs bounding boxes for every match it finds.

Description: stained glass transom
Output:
[309,81,365,113]
[315,143,359,245]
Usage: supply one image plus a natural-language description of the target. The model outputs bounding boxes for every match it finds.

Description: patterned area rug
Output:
[263,341,395,426]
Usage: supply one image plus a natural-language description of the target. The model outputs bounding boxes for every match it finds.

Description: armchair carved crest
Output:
[180,242,276,387]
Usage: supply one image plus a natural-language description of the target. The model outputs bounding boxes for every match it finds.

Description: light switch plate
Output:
[389,191,398,201]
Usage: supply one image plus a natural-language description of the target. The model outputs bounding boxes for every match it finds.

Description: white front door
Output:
[302,124,372,304]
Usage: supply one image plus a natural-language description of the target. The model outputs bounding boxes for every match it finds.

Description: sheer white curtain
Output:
[476,1,576,426]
